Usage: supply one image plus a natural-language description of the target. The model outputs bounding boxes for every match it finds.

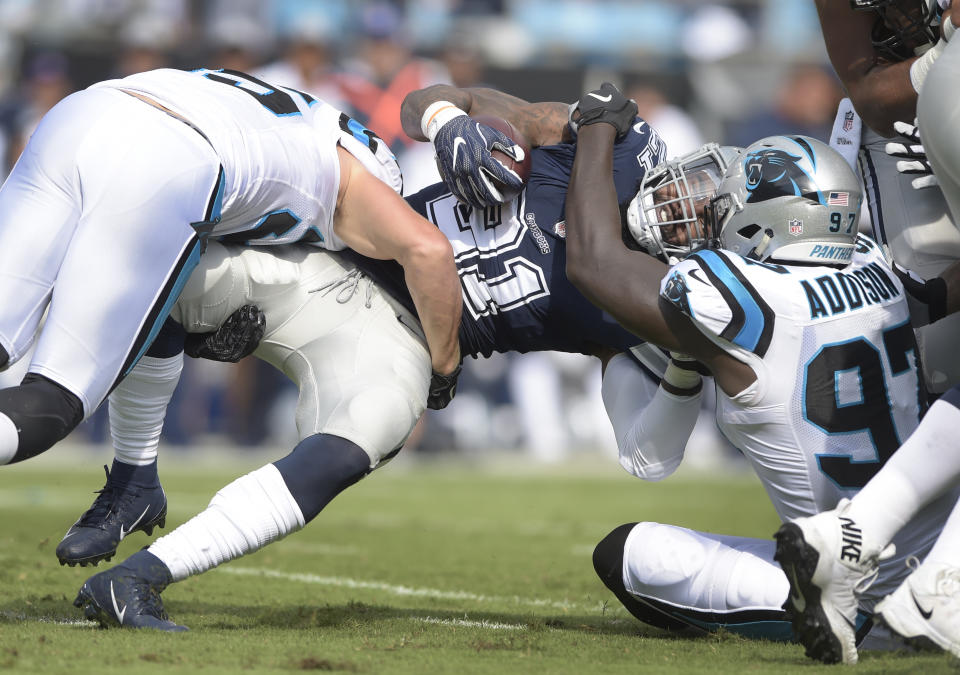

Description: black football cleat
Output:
[57,465,167,567]
[74,550,187,631]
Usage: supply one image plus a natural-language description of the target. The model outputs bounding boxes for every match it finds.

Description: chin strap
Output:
[747,229,775,260]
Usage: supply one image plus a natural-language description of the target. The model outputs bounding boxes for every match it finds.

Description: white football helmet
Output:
[707,135,863,265]
[626,143,742,263]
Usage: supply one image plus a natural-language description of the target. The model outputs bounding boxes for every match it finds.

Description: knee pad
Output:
[3,373,83,463]
[593,523,690,631]
[273,433,372,522]
[593,523,635,590]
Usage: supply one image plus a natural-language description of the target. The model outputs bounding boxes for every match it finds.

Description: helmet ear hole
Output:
[737,224,762,239]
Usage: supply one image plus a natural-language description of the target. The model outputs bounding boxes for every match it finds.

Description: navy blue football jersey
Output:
[343,117,666,358]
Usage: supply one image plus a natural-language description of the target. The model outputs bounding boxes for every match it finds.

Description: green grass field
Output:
[0,444,954,674]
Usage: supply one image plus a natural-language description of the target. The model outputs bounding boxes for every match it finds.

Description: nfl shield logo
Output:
[789,219,803,236]
[843,111,855,132]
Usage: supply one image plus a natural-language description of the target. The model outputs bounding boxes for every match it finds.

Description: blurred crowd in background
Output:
[0,0,847,463]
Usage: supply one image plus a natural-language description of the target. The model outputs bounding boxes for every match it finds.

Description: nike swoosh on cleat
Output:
[110,581,127,625]
[119,506,151,541]
[452,137,466,167]
[785,566,807,613]
[911,591,933,620]
[588,93,613,102]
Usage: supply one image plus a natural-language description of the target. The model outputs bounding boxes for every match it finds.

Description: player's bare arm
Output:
[333,147,461,374]
[818,0,924,135]
[564,103,755,396]
[564,125,672,345]
[401,84,569,147]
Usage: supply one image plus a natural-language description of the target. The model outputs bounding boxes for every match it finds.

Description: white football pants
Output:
[0,86,221,415]
[171,243,432,465]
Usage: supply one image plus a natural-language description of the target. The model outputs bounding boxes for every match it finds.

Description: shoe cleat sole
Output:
[774,523,845,665]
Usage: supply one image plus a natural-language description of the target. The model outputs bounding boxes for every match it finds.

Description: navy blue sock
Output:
[273,434,372,523]
[123,549,173,589]
[941,383,960,410]
[110,458,160,488]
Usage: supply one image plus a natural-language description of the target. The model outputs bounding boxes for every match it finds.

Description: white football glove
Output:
[885,120,939,190]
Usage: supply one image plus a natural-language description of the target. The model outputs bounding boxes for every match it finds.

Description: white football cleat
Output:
[774,499,893,665]
[876,560,960,657]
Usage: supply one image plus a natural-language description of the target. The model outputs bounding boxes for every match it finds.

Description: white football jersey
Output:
[661,235,917,518]
[91,68,402,249]
[659,235,951,605]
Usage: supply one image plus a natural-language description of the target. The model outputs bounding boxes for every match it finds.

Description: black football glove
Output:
[427,364,462,410]
[885,120,939,190]
[433,116,525,209]
[890,259,947,326]
[568,82,638,140]
[184,305,266,362]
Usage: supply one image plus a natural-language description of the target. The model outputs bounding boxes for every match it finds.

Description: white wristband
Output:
[910,34,948,93]
[662,360,702,394]
[944,15,956,42]
[421,100,467,142]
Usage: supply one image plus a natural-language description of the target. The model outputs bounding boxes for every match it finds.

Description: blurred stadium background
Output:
[0,0,840,465]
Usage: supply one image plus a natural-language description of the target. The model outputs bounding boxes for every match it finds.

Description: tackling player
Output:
[0,67,463,478]
[68,86,680,629]
[562,84,958,658]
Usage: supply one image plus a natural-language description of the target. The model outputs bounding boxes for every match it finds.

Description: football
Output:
[472,114,533,200]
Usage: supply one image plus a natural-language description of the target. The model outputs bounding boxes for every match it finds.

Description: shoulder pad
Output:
[660,250,776,357]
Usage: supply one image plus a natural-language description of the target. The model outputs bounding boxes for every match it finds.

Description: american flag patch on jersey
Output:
[827,192,849,206]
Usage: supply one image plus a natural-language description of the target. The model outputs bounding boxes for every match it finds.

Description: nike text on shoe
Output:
[876,560,960,657]
[56,465,167,567]
[774,500,893,665]
[73,550,187,631]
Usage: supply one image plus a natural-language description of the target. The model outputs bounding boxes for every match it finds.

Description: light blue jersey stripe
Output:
[695,250,767,353]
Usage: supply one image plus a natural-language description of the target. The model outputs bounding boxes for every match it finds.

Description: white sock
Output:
[846,399,960,549]
[0,412,18,464]
[148,464,305,581]
[923,497,960,568]
[109,354,183,466]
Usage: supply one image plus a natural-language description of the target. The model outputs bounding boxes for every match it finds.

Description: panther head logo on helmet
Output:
[742,147,822,204]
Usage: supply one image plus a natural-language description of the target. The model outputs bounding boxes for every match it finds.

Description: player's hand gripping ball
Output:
[184,304,266,363]
[433,114,530,209]
[569,82,638,140]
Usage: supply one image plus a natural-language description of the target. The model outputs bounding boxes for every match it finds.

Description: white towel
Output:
[829,97,862,172]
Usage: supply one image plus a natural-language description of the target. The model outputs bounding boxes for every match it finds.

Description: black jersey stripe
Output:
[693,250,776,357]
[860,148,887,247]
[110,235,204,393]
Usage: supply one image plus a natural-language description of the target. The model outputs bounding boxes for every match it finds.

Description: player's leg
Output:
[0,88,221,466]
[55,321,184,566]
[0,92,94,462]
[875,494,960,657]
[594,522,792,640]
[55,243,246,566]
[859,127,960,395]
[917,35,960,230]
[75,252,432,629]
[0,91,99,374]
[775,387,960,664]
